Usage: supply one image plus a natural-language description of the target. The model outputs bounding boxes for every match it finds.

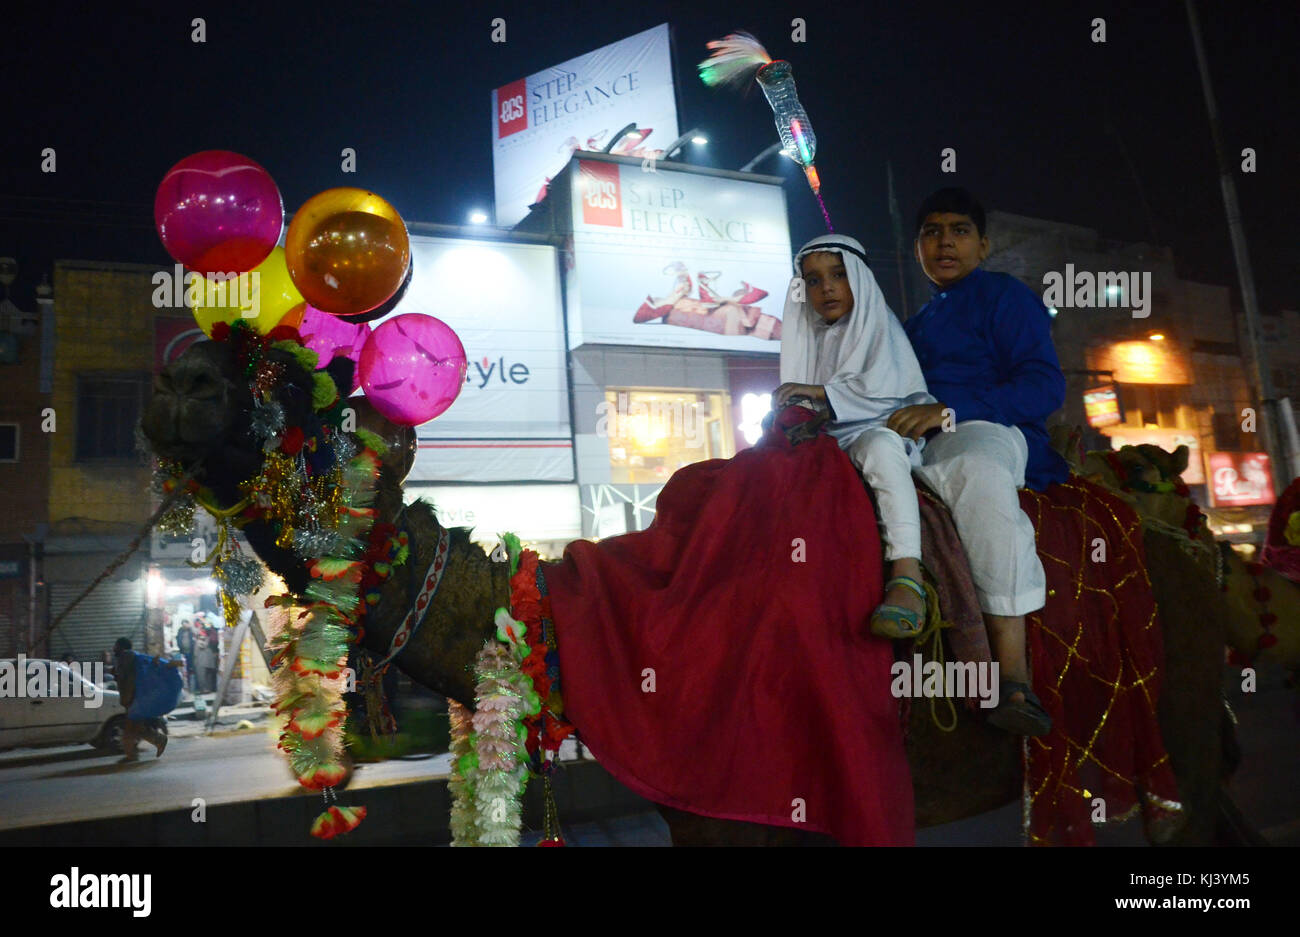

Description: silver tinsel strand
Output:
[249,399,286,440]
[332,431,358,464]
[218,553,265,595]
[293,527,347,558]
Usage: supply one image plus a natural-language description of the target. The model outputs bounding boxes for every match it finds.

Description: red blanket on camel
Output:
[545,410,1181,845]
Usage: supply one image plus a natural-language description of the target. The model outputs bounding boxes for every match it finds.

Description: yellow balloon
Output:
[187,246,304,336]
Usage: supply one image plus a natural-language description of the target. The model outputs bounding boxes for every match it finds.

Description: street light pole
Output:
[739,143,785,173]
[1185,0,1285,494]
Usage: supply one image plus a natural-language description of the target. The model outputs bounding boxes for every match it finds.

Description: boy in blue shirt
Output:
[888,188,1068,737]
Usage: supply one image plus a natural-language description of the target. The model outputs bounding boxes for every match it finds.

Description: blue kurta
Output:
[904,267,1069,491]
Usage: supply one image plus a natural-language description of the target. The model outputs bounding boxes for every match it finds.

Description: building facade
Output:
[983,211,1286,549]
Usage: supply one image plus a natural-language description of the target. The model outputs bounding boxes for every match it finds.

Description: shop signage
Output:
[566,157,791,352]
[492,24,678,228]
[1083,384,1121,428]
[368,236,571,483]
[405,484,582,545]
[1206,451,1275,507]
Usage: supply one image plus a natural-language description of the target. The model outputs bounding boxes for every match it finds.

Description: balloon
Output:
[335,258,413,325]
[357,314,466,426]
[285,188,409,316]
[154,150,283,276]
[188,246,304,336]
[295,303,371,392]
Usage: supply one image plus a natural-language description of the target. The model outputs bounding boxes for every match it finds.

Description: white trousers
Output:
[844,427,924,564]
[913,421,1046,617]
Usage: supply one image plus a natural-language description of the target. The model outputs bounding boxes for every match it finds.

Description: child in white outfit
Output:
[773,235,935,636]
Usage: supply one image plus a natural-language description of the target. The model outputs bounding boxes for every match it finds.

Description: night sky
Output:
[2,0,1295,314]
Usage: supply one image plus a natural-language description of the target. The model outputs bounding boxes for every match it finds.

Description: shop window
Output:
[1124,384,1186,428]
[603,389,733,484]
[76,373,150,462]
[1212,412,1242,451]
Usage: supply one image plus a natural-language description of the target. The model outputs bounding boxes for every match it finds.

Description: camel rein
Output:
[374,523,451,668]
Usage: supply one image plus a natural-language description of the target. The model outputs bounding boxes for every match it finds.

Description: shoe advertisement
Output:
[568,156,791,352]
[492,23,678,227]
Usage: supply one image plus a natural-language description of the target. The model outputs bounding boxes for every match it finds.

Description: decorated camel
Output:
[142,327,1295,845]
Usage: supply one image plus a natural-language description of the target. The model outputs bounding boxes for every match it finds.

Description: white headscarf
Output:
[780,234,930,424]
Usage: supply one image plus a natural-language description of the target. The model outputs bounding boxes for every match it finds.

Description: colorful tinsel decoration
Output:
[448,700,478,846]
[469,640,531,846]
[447,542,576,846]
[155,319,401,840]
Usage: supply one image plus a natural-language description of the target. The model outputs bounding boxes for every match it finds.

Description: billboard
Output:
[367,236,571,483]
[491,23,678,228]
[1206,451,1276,507]
[566,157,791,352]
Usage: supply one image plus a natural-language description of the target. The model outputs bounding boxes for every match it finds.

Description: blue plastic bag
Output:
[127,651,184,720]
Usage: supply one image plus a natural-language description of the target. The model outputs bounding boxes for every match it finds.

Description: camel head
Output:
[1080,443,1207,537]
[142,327,417,594]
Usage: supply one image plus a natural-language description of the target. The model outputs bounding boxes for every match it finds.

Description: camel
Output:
[142,338,1287,845]
[1073,440,1300,673]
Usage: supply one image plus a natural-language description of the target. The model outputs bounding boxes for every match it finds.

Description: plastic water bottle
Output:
[755,61,817,167]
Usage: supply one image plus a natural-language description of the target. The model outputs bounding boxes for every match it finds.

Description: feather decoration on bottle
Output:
[698,31,772,89]
[699,30,834,230]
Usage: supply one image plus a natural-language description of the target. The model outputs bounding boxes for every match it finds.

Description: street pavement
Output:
[0,726,455,832]
[2,671,1294,845]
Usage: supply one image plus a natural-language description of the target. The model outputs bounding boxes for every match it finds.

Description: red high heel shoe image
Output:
[733,281,768,304]
[634,261,692,322]
[697,271,723,302]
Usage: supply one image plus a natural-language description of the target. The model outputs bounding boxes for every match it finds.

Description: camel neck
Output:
[361,500,509,706]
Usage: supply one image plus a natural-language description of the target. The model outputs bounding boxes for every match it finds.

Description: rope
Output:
[42,466,197,645]
[910,573,958,733]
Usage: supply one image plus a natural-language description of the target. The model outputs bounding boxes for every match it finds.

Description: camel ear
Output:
[1170,445,1189,476]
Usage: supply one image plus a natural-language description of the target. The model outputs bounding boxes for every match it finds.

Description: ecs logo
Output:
[580,160,622,227]
[496,78,527,138]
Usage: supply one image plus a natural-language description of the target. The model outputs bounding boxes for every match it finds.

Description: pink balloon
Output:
[358,314,467,426]
[298,304,370,392]
[154,150,283,276]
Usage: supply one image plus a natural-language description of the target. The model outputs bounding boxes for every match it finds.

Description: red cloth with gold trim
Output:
[544,407,913,846]
[1018,478,1182,845]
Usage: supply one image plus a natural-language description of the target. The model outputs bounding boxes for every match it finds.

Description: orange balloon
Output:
[277,302,307,331]
[285,188,410,316]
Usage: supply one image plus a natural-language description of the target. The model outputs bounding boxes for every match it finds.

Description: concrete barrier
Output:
[0,758,655,846]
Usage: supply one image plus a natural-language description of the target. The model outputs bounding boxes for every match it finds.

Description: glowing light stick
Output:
[699,33,832,230]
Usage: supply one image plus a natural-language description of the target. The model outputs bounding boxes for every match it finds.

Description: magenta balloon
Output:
[358,314,467,426]
[298,304,370,392]
[154,150,284,276]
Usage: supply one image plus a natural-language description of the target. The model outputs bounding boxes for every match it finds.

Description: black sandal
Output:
[988,680,1053,737]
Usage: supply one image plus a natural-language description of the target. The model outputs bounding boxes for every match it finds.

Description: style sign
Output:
[491,24,678,228]
[366,236,572,483]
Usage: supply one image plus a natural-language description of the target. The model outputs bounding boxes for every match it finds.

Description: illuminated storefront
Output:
[601,389,734,484]
[1087,334,1274,547]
